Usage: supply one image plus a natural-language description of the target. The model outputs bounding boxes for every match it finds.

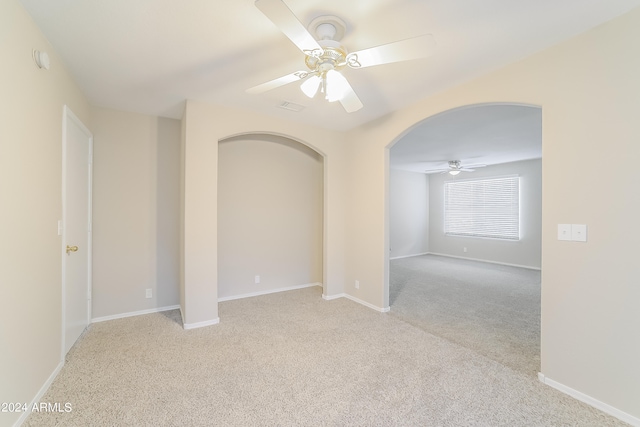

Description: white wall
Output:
[389,169,429,259]
[91,107,181,319]
[0,1,90,425]
[429,159,542,269]
[342,8,640,421]
[218,135,323,298]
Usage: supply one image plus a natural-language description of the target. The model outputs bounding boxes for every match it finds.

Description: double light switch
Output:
[558,224,587,242]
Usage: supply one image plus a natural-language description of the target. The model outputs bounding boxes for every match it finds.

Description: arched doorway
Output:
[385,103,542,375]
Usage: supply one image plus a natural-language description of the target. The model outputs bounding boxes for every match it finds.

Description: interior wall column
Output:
[181,101,219,328]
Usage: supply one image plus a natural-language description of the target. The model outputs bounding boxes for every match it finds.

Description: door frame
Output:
[61,105,93,360]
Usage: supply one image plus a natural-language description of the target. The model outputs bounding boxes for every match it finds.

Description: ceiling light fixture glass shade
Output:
[325,69,349,102]
[300,70,349,102]
[300,75,321,98]
[449,170,461,176]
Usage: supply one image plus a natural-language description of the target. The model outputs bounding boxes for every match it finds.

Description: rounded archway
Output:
[384,103,542,375]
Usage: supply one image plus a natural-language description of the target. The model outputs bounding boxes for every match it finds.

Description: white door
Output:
[63,106,92,355]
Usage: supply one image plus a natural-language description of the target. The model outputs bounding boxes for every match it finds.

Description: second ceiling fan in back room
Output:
[424,160,487,175]
[246,0,437,113]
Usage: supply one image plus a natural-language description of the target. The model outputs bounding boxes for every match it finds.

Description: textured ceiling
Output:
[19,0,640,131]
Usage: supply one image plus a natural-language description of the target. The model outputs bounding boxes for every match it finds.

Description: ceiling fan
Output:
[246,0,436,113]
[424,160,487,175]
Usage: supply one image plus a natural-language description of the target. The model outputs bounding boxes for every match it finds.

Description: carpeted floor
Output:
[389,254,541,376]
[24,286,626,426]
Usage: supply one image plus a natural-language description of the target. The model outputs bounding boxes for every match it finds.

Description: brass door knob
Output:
[66,245,79,254]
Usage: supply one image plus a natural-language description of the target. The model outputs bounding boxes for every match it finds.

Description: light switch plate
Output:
[558,224,572,241]
[571,224,587,242]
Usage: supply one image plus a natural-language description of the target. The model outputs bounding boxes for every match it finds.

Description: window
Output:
[444,176,520,240]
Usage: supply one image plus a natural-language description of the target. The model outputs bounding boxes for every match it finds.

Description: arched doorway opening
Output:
[385,103,542,375]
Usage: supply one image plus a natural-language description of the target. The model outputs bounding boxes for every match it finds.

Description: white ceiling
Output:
[390,104,542,173]
[20,0,640,131]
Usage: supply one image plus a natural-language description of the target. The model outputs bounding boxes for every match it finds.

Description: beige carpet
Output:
[389,254,541,376]
[25,287,626,426]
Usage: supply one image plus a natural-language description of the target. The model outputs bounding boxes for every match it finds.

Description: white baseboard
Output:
[13,361,64,427]
[538,373,640,426]
[428,252,541,271]
[91,305,180,323]
[183,317,220,330]
[178,306,219,330]
[218,282,322,302]
[390,252,429,260]
[322,293,343,301]
[322,293,390,313]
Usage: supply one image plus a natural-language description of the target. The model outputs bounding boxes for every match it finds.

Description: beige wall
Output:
[91,107,181,318]
[179,112,187,317]
[389,169,429,259]
[342,8,640,420]
[5,0,639,422]
[218,135,323,298]
[182,100,347,326]
[0,0,90,425]
[429,159,542,268]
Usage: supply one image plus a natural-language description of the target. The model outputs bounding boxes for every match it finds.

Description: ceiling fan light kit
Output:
[300,74,321,97]
[248,0,436,113]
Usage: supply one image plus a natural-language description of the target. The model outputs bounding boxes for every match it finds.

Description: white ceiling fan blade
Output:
[460,168,475,172]
[246,71,307,94]
[255,0,322,55]
[337,76,363,113]
[424,169,448,174]
[347,34,436,68]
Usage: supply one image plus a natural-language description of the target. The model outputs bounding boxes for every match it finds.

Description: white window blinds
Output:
[444,176,520,240]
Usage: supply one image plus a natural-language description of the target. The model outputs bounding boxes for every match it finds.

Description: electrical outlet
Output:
[145,289,152,298]
[463,247,467,253]
[255,275,260,284]
[355,280,360,289]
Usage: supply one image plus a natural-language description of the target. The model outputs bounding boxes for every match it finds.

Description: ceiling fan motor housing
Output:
[305,40,348,72]
[305,16,349,73]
